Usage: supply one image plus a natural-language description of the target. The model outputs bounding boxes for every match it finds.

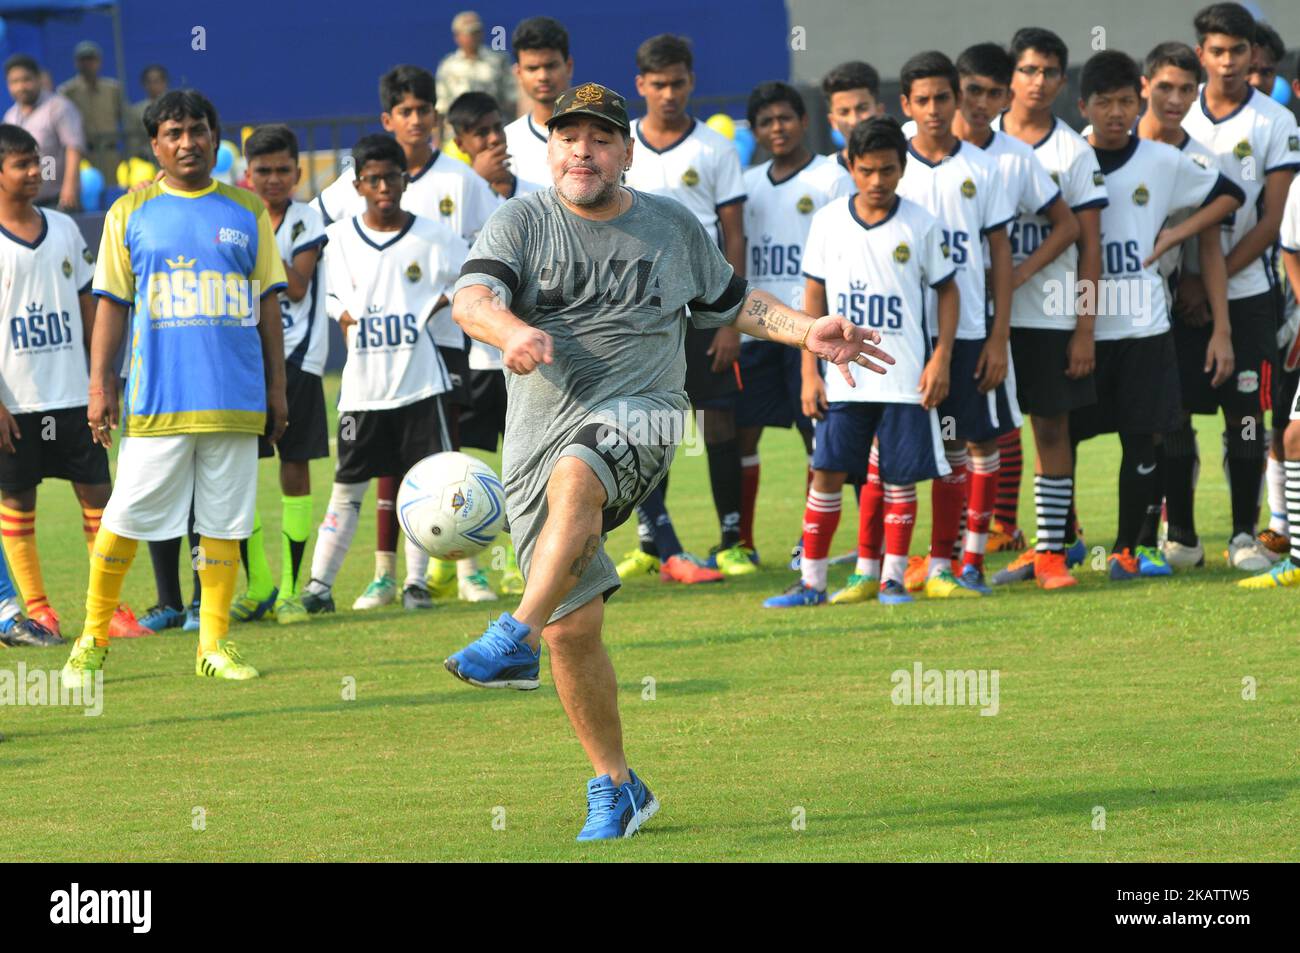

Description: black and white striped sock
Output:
[1286,460,1300,564]
[1035,474,1072,553]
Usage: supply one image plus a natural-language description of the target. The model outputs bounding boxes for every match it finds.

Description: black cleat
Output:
[0,616,64,647]
[301,586,336,615]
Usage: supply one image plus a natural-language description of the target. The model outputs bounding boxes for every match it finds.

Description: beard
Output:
[555,163,620,208]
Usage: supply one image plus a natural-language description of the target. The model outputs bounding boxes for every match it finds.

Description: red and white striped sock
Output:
[857,446,884,576]
[929,448,968,577]
[963,448,1000,571]
[800,488,841,590]
[882,482,917,586]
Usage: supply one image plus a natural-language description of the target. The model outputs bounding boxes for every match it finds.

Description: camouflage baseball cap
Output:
[545,82,630,133]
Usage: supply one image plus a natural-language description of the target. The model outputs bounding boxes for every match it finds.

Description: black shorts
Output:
[1174,291,1274,418]
[439,345,471,408]
[458,368,508,452]
[684,324,741,407]
[937,337,1020,443]
[257,364,330,461]
[0,405,110,491]
[733,340,812,434]
[1009,327,1097,418]
[1070,332,1182,439]
[812,401,947,484]
[335,394,451,484]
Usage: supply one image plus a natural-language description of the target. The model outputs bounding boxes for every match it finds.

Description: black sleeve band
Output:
[1201,173,1245,208]
[459,258,520,297]
[689,272,748,315]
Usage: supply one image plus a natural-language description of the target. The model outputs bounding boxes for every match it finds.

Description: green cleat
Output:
[830,573,879,604]
[196,640,259,680]
[615,549,660,580]
[715,545,759,576]
[352,574,397,610]
[231,586,278,622]
[427,559,458,600]
[274,596,309,625]
[61,634,107,689]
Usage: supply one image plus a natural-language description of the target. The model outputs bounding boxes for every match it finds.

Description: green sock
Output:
[244,511,276,601]
[280,495,313,598]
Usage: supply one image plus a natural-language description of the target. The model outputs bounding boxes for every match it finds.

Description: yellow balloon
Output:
[706,113,736,141]
[116,159,132,188]
[129,158,156,187]
[79,158,92,172]
[240,125,255,148]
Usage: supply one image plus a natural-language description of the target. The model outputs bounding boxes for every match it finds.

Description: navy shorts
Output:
[937,337,1022,443]
[734,340,813,434]
[812,401,949,485]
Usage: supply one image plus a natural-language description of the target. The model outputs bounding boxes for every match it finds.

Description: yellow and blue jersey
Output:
[94,180,287,436]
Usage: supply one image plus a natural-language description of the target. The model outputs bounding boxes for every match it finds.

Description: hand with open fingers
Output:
[918,356,949,409]
[87,388,118,449]
[1065,328,1095,379]
[975,336,1009,394]
[801,372,829,420]
[806,315,895,386]
[707,325,741,372]
[0,404,20,454]
[503,325,554,374]
[1205,330,1235,388]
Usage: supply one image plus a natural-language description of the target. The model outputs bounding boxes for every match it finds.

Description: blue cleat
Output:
[231,586,279,622]
[182,600,200,632]
[575,770,659,841]
[444,612,540,690]
[1136,545,1173,577]
[1108,549,1140,581]
[763,581,827,608]
[958,565,992,595]
[137,604,185,633]
[1065,536,1087,569]
[878,579,914,604]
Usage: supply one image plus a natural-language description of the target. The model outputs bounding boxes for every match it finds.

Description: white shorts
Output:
[101,433,259,541]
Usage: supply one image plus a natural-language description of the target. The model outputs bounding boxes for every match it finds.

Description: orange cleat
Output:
[30,605,61,639]
[986,520,1026,553]
[109,604,152,639]
[660,554,724,584]
[1258,529,1289,559]
[1033,551,1077,590]
[903,555,929,592]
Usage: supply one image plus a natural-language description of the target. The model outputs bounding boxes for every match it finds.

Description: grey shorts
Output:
[508,401,676,624]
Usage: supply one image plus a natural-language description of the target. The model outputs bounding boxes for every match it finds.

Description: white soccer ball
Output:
[397,452,506,560]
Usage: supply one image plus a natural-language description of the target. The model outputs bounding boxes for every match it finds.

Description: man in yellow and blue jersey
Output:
[61,89,288,686]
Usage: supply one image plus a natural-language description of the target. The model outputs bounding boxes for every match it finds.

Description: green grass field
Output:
[2,375,1297,861]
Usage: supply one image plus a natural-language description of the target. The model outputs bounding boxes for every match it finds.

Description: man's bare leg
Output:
[544,595,629,784]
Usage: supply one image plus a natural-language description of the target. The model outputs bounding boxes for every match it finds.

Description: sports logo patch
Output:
[1233,139,1252,160]
[61,258,72,278]
[574,82,604,105]
[82,247,94,264]
[1290,136,1299,152]
[893,242,911,264]
[1237,369,1259,394]
[405,262,422,283]
[1132,184,1149,206]
[796,194,814,214]
[1092,171,1105,186]
[681,167,700,187]
[960,177,976,199]
[439,196,455,216]
[291,220,306,241]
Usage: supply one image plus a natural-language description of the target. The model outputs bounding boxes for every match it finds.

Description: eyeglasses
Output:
[359,172,405,189]
[1015,65,1063,81]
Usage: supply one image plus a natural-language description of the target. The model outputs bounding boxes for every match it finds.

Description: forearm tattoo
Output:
[745,294,805,342]
[570,534,599,578]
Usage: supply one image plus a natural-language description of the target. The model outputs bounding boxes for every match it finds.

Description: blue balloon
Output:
[1272,74,1292,105]
[215,143,235,174]
[80,165,104,211]
[734,126,756,166]
[830,127,845,149]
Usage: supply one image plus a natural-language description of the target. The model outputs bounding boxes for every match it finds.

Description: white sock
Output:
[855,556,876,576]
[802,557,829,591]
[457,557,479,581]
[405,538,429,589]
[308,481,368,588]
[1268,455,1288,534]
[0,598,20,624]
[375,551,396,580]
[882,554,909,586]
[928,556,952,578]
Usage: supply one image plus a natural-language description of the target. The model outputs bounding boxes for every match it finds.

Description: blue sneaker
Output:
[575,770,660,841]
[182,600,200,632]
[958,565,992,595]
[1136,545,1173,577]
[1108,549,1140,581]
[763,581,827,608]
[1065,536,1087,569]
[878,579,914,604]
[444,612,540,690]
[138,603,186,632]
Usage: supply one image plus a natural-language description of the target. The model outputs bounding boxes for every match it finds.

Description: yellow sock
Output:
[82,505,104,558]
[196,536,239,655]
[0,503,46,613]
[85,529,138,647]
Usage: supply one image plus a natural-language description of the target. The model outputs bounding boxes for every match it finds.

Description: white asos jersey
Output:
[626,117,746,243]
[0,208,94,412]
[1183,85,1300,299]
[1091,136,1237,341]
[324,214,467,412]
[993,114,1109,330]
[896,138,1015,340]
[1155,133,1221,284]
[742,153,854,314]
[503,113,553,191]
[469,175,546,372]
[275,200,330,376]
[802,195,956,404]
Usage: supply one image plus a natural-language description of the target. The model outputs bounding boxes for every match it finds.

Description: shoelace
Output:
[475,625,523,660]
[583,783,620,824]
[222,642,246,664]
[466,571,490,588]
[365,578,393,595]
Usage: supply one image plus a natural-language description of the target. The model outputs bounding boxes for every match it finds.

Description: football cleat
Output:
[878,579,914,604]
[138,603,185,632]
[30,605,61,640]
[274,596,309,625]
[1256,529,1287,562]
[763,581,827,608]
[830,573,878,604]
[444,612,540,690]
[925,569,981,598]
[958,564,992,595]
[231,587,278,623]
[1107,549,1140,581]
[458,571,498,603]
[1228,532,1273,572]
[1065,534,1087,569]
[575,770,659,841]
[660,554,723,584]
[1162,538,1205,569]
[1034,551,1077,590]
[108,605,152,639]
[301,586,335,614]
[1238,557,1300,589]
[61,634,107,689]
[986,520,1026,553]
[353,574,397,610]
[196,640,258,680]
[0,615,62,648]
[992,549,1036,585]
[903,555,929,592]
[402,584,435,610]
[713,545,759,576]
[615,549,661,580]
[1135,545,1173,577]
[428,559,458,600]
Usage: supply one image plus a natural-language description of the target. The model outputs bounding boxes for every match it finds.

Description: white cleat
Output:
[458,571,499,603]
[1228,533,1273,572]
[1161,538,1205,569]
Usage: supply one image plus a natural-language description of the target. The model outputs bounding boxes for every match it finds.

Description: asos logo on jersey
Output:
[353,309,420,350]
[10,302,74,351]
[1009,221,1051,258]
[146,256,254,321]
[1102,239,1142,274]
[750,234,801,279]
[940,230,970,265]
[836,281,902,329]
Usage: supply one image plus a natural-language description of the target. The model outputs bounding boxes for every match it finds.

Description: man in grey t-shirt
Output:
[443,83,893,841]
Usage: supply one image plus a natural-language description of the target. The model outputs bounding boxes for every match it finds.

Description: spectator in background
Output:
[436,11,514,123]
[3,54,83,210]
[126,64,169,159]
[58,41,123,184]
[1248,22,1285,95]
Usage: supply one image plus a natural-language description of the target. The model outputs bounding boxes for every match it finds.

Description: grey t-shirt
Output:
[454,187,746,512]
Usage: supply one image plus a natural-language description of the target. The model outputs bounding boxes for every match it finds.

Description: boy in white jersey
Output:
[313,65,499,605]
[764,117,958,607]
[301,136,466,614]
[1075,50,1244,580]
[1134,42,1237,568]
[621,33,745,582]
[224,125,331,626]
[821,62,886,177]
[503,17,573,190]
[0,123,147,644]
[736,82,852,567]
[1181,2,1300,571]
[892,51,1015,599]
[991,26,1107,592]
